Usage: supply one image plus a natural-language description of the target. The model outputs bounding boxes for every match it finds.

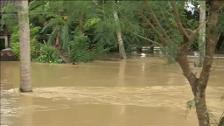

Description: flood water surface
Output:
[1,57,224,126]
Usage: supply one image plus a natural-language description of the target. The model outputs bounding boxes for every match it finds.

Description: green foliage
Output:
[0,3,18,32]
[5,0,223,64]
[69,31,104,62]
[137,1,201,60]
[11,25,41,59]
[186,99,196,110]
[162,44,178,63]
[36,44,62,63]
[10,28,20,57]
[84,18,101,30]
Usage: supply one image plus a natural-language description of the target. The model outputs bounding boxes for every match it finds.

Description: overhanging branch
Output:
[170,1,191,40]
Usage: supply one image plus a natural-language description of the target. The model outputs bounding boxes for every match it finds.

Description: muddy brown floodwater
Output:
[0,57,224,126]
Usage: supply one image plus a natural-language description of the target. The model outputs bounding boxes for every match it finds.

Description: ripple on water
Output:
[1,91,19,126]
[2,86,223,108]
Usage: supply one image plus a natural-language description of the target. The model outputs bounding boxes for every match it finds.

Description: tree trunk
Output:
[195,92,210,126]
[177,53,210,126]
[145,1,224,126]
[194,3,223,124]
[18,0,32,92]
[197,0,206,67]
[55,32,71,63]
[178,1,224,125]
[191,80,210,126]
[113,1,127,59]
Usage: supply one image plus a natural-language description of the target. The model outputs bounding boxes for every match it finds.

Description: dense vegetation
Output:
[2,0,223,63]
[1,1,224,126]
[1,1,141,62]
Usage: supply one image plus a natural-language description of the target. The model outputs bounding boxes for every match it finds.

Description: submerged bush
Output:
[69,32,104,62]
[36,44,62,63]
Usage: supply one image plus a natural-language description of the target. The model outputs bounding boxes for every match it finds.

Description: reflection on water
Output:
[1,57,224,126]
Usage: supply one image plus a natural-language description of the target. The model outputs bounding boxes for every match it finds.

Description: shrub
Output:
[10,26,41,59]
[69,32,98,62]
[36,44,62,63]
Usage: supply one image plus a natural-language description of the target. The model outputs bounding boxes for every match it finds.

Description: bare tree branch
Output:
[176,52,198,88]
[199,1,224,88]
[133,32,162,46]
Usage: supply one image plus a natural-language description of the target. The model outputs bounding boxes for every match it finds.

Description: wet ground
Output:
[0,57,224,126]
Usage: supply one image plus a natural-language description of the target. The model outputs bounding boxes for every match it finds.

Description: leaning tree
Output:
[139,0,224,126]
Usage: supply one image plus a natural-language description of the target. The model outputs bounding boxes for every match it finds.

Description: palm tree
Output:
[18,0,32,92]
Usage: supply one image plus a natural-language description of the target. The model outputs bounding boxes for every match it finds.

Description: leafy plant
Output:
[11,25,41,59]
[0,3,18,33]
[36,43,62,63]
[69,31,97,62]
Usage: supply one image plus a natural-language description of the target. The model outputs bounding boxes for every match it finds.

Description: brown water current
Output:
[0,57,224,126]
